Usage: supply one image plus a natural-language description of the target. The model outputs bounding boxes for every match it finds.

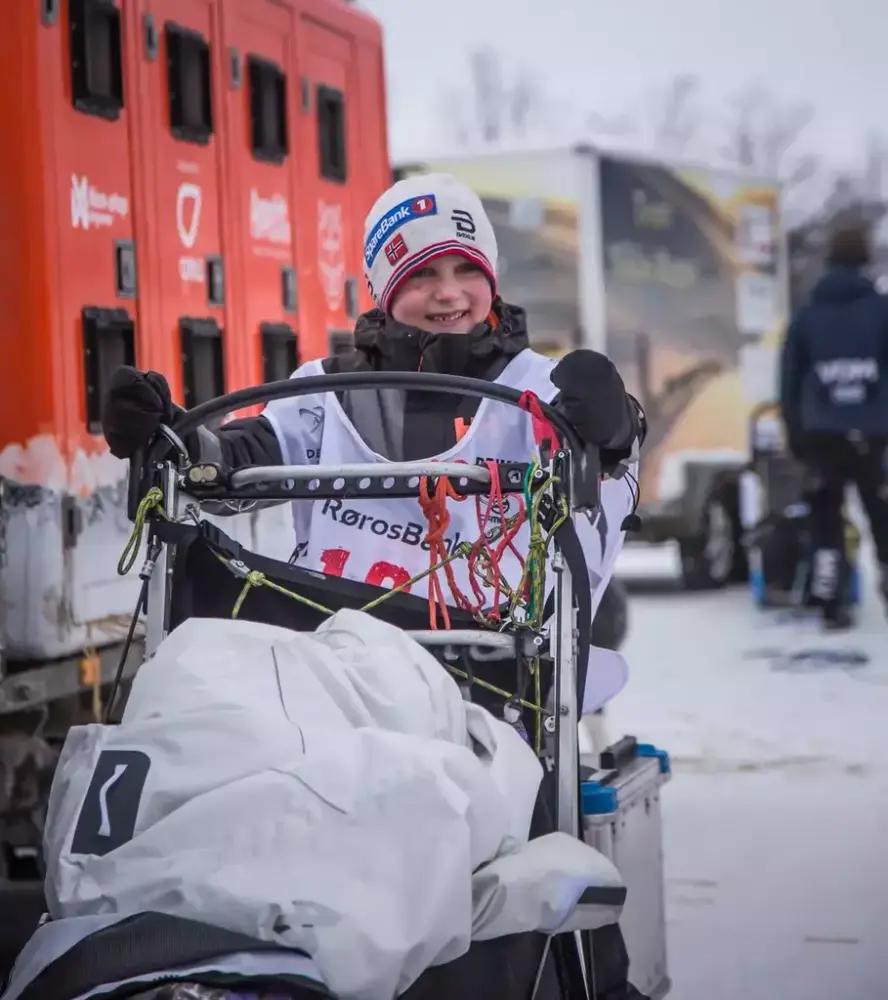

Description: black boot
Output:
[823,604,854,631]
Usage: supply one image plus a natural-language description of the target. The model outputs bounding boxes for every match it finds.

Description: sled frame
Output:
[129,371,602,847]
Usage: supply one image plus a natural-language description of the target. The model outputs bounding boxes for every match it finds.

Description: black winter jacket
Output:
[780,267,888,437]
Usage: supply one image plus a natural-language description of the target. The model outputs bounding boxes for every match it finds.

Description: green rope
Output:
[447,661,549,720]
[117,487,166,576]
[227,563,335,619]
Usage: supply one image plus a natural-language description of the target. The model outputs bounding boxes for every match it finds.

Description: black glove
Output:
[551,349,636,450]
[102,366,176,460]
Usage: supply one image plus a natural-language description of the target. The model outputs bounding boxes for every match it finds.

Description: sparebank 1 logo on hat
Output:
[364,194,437,268]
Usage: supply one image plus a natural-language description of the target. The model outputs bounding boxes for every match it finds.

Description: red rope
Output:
[466,461,526,618]
[518,390,559,453]
[418,447,542,626]
[418,475,471,629]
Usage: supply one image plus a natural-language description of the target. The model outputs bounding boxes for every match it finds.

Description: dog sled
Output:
[2,371,669,1000]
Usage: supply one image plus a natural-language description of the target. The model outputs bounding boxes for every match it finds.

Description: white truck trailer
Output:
[396,146,788,589]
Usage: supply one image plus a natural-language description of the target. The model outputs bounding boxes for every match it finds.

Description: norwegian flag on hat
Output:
[385,233,407,265]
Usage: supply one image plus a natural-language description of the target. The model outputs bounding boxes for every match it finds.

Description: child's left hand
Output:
[551,349,635,450]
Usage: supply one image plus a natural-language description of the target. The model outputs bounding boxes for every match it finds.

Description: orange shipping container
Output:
[0,0,389,665]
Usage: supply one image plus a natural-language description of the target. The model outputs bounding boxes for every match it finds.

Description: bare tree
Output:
[651,73,704,157]
[861,131,888,201]
[509,69,546,139]
[720,82,817,191]
[445,46,551,148]
[571,74,702,154]
[469,47,507,144]
[585,110,636,139]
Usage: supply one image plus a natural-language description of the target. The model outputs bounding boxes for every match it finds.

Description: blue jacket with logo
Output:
[779,267,888,435]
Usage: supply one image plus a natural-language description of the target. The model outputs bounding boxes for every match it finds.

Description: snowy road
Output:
[609,543,888,1000]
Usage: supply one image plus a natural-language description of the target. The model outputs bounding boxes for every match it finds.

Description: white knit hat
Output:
[362,173,498,312]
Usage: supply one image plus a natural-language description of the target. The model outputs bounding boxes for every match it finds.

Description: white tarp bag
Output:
[41,611,622,1000]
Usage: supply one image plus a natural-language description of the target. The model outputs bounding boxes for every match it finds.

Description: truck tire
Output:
[678,482,746,590]
[591,578,629,651]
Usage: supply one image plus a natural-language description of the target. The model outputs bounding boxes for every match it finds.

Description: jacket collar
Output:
[352,298,530,376]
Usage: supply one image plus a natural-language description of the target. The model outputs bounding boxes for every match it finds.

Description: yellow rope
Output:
[79,640,103,723]
[117,487,167,575]
[227,563,335,618]
[508,473,568,626]
[359,541,475,610]
[447,660,549,719]
[216,550,552,722]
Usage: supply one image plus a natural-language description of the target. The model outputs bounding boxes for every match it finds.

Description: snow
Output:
[608,539,888,999]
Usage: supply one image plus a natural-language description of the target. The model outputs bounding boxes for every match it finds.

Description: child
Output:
[104,172,645,601]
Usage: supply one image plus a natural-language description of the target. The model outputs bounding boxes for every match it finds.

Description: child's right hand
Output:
[102,366,176,459]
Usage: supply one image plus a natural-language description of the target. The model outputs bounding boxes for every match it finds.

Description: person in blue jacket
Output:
[779,224,888,628]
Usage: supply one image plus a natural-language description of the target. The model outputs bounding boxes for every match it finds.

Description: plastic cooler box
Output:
[581,737,672,1000]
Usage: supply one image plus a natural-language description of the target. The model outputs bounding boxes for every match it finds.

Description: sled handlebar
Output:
[165,371,584,453]
[129,371,601,517]
[229,461,494,488]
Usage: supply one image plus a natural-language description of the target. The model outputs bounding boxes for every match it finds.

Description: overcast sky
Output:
[363,0,885,184]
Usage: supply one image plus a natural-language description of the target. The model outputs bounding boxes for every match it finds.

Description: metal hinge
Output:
[40,0,60,27]
[61,496,83,550]
[143,13,158,60]
[229,47,241,90]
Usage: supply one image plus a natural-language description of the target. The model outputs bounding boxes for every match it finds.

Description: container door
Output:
[296,20,361,359]
[222,0,299,388]
[51,0,145,635]
[137,0,228,407]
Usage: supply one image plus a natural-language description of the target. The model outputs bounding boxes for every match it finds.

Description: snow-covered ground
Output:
[608,541,888,1000]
